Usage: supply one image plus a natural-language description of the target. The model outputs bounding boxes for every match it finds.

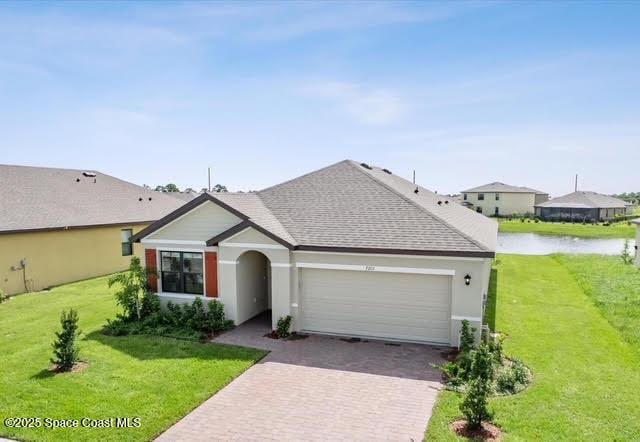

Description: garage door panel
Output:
[300,268,451,344]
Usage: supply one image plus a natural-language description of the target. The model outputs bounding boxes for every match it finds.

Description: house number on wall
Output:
[364,265,376,271]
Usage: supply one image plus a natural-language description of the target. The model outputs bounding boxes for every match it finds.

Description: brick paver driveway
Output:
[157,314,445,441]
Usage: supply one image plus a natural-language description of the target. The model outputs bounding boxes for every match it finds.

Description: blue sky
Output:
[1,1,639,196]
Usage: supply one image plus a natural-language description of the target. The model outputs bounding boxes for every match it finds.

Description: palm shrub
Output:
[51,309,80,372]
[108,256,158,321]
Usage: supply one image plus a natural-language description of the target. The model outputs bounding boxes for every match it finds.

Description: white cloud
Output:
[303,81,407,125]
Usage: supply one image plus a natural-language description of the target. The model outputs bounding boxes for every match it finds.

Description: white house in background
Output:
[132,160,498,346]
[461,182,549,217]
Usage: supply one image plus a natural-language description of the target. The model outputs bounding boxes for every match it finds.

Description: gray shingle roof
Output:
[535,191,628,209]
[359,164,497,251]
[463,182,547,194]
[257,160,495,254]
[214,192,296,246]
[0,164,184,233]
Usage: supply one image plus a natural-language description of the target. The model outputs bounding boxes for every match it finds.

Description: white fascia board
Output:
[295,262,455,276]
[220,242,287,250]
[142,239,206,246]
[293,250,485,262]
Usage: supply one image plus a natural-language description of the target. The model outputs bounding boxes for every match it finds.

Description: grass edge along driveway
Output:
[0,275,266,442]
[425,254,640,440]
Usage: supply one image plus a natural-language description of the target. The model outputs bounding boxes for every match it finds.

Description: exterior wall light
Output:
[464,274,471,286]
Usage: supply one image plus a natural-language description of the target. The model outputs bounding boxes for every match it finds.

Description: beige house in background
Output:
[461,182,549,217]
[0,165,183,295]
[133,160,498,346]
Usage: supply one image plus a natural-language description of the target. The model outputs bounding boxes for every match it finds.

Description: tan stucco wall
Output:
[464,192,536,216]
[0,225,146,295]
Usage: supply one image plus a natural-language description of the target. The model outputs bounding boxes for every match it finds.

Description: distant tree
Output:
[154,184,180,193]
[184,187,196,193]
[212,184,228,193]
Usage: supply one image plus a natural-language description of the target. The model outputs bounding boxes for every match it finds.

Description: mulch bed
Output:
[450,420,502,441]
[49,361,90,374]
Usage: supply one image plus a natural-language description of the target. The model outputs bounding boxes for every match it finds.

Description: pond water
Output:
[497,232,636,255]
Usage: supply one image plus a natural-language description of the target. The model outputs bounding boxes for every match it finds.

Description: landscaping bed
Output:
[425,254,640,440]
[0,276,265,442]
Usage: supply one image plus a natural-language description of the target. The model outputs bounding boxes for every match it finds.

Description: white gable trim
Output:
[142,239,206,246]
[219,242,287,250]
[220,226,252,243]
[295,262,455,276]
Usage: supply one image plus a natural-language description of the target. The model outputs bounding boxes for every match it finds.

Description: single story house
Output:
[133,160,498,346]
[0,164,183,295]
[535,191,631,222]
[634,219,640,267]
[461,182,548,216]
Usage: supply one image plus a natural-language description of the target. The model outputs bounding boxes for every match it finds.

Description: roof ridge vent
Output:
[382,168,392,174]
[360,162,372,170]
[82,171,96,177]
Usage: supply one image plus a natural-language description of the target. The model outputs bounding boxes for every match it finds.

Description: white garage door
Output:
[300,268,451,344]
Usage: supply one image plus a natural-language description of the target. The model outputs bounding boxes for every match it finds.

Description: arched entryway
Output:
[235,250,271,325]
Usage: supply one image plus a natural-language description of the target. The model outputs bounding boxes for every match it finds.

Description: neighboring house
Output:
[133,160,497,346]
[461,182,548,216]
[0,165,183,295]
[634,219,640,267]
[535,191,630,221]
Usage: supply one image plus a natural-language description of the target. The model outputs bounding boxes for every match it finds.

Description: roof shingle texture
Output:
[536,191,628,209]
[214,192,297,245]
[256,160,495,253]
[463,182,547,194]
[0,164,184,233]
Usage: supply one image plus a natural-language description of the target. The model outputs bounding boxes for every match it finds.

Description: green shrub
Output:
[510,358,530,385]
[51,309,80,371]
[470,344,495,382]
[108,257,158,321]
[459,320,476,354]
[621,239,634,265]
[460,377,492,429]
[496,368,517,394]
[276,315,292,338]
[440,361,466,386]
[0,288,8,303]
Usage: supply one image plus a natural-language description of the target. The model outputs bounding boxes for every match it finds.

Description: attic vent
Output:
[148,197,152,201]
[138,197,143,201]
[75,178,80,182]
[360,162,372,170]
[82,172,96,177]
[382,168,392,174]
[445,200,449,204]
[414,187,419,194]
[437,201,442,205]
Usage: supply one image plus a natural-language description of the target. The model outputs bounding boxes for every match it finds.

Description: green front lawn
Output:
[554,255,640,350]
[426,254,640,440]
[498,219,636,238]
[0,276,265,442]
